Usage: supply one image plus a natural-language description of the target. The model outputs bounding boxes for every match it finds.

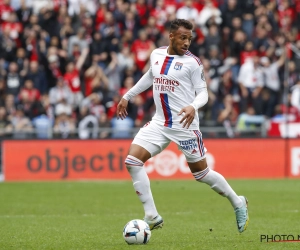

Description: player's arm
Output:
[190,64,208,110]
[117,67,154,120]
[178,65,208,128]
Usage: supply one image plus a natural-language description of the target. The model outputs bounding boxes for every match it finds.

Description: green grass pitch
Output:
[1,180,300,250]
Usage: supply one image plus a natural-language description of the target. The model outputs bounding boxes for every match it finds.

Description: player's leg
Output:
[168,129,249,233]
[125,123,169,230]
[188,159,242,208]
[125,142,156,218]
[188,159,249,233]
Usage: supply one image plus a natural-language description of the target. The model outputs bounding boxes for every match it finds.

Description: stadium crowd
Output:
[0,0,300,139]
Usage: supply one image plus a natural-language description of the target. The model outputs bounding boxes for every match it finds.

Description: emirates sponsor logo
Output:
[154,77,180,86]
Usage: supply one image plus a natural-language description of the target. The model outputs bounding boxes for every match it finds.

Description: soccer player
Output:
[117,19,249,233]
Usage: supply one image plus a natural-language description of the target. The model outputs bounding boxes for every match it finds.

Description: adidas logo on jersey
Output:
[191,149,197,154]
[155,61,159,65]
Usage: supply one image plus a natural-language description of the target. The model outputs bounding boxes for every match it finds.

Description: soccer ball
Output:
[123,219,151,245]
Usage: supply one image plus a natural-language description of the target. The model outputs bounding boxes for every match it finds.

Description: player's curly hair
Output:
[169,19,193,33]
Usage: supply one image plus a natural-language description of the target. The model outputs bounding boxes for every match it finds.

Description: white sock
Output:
[125,155,158,219]
[193,168,242,209]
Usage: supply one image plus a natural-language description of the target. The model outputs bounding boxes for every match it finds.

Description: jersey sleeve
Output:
[190,64,208,110]
[123,62,154,101]
[190,64,207,94]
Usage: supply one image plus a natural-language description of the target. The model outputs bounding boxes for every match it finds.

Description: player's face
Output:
[170,27,193,56]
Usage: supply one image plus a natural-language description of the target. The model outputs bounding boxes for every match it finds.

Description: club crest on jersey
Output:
[174,62,183,70]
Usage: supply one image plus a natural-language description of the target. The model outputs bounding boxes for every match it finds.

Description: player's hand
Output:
[117,98,128,120]
[178,105,196,129]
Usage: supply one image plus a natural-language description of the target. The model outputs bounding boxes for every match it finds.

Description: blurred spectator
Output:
[99,11,121,41]
[217,94,238,137]
[82,0,98,16]
[204,24,221,53]
[238,55,264,114]
[45,47,64,88]
[0,78,6,103]
[207,45,222,82]
[279,93,300,122]
[81,93,106,120]
[240,0,255,38]
[40,94,54,124]
[229,30,247,66]
[4,94,16,118]
[221,0,240,33]
[32,108,52,139]
[59,15,74,39]
[236,106,265,133]
[212,67,236,121]
[55,101,72,117]
[15,48,29,77]
[123,10,140,39]
[132,95,145,127]
[53,112,76,138]
[240,40,257,65]
[113,0,126,26]
[78,106,99,139]
[31,0,53,15]
[135,0,149,27]
[0,59,7,78]
[111,116,134,138]
[90,31,109,57]
[291,80,300,113]
[103,52,122,93]
[254,26,269,54]
[15,1,33,26]
[144,16,161,44]
[49,77,73,108]
[117,46,134,75]
[84,57,109,96]
[63,57,86,109]
[107,93,121,120]
[95,1,108,30]
[26,61,48,94]
[0,0,14,23]
[0,106,12,137]
[176,0,198,21]
[18,79,40,103]
[287,61,299,90]
[150,0,167,32]
[11,105,33,138]
[292,40,300,72]
[67,0,81,17]
[98,112,110,138]
[131,29,155,75]
[119,76,134,97]
[2,12,23,46]
[0,23,17,62]
[260,47,286,117]
[68,27,89,57]
[197,0,222,34]
[6,62,21,97]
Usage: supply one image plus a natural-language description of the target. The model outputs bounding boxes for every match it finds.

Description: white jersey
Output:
[124,46,207,130]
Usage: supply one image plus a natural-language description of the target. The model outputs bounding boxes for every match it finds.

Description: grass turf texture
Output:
[0,180,300,250]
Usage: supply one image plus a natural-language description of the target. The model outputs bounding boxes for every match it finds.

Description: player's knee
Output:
[192,167,210,182]
[125,155,144,169]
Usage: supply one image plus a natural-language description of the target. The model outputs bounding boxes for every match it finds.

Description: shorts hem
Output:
[186,155,206,163]
[132,137,162,157]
